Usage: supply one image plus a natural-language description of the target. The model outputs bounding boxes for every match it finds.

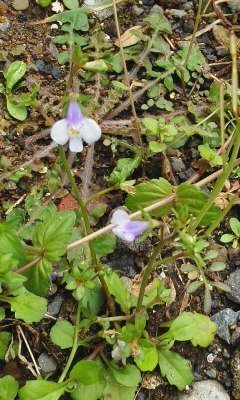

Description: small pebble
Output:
[0,20,10,32]
[12,0,29,11]
[205,368,217,379]
[47,295,63,316]
[170,9,187,18]
[225,269,240,304]
[132,4,144,16]
[38,353,57,374]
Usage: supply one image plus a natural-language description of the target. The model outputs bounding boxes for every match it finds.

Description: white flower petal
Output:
[111,209,130,226]
[112,226,135,242]
[81,118,101,144]
[50,119,69,145]
[69,136,83,153]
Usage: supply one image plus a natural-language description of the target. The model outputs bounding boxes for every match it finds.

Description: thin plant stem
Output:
[58,301,81,383]
[183,0,203,70]
[112,0,145,165]
[97,315,133,323]
[204,191,240,237]
[220,81,226,167]
[16,256,43,274]
[85,185,118,206]
[58,146,115,316]
[24,245,43,255]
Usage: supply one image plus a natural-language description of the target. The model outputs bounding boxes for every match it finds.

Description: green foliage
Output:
[105,271,133,314]
[176,183,221,226]
[158,348,194,390]
[18,380,71,400]
[111,364,141,387]
[5,292,47,323]
[6,96,27,121]
[0,221,26,266]
[0,332,11,360]
[198,143,222,166]
[50,321,75,349]
[109,156,141,184]
[0,375,19,400]
[5,61,26,93]
[159,312,216,347]
[70,360,104,385]
[134,340,158,371]
[144,12,172,34]
[125,178,173,217]
[221,217,240,248]
[93,233,116,259]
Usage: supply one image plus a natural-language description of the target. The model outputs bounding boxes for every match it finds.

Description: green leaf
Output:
[186,281,203,293]
[70,360,104,386]
[112,81,128,91]
[112,364,141,388]
[109,156,141,184]
[104,271,132,314]
[142,118,159,134]
[144,12,172,34]
[7,292,47,323]
[0,222,26,266]
[125,178,173,217]
[134,341,158,371]
[210,282,231,292]
[220,233,235,243]
[198,144,222,166]
[63,0,79,9]
[23,258,52,297]
[208,262,226,272]
[32,211,76,262]
[18,380,69,400]
[103,370,137,400]
[230,218,240,237]
[176,183,221,226]
[50,320,74,349]
[6,96,27,121]
[70,380,105,400]
[0,332,11,360]
[149,141,167,153]
[5,61,26,92]
[0,307,5,321]
[0,375,19,400]
[158,348,194,390]
[93,233,116,259]
[159,312,216,348]
[83,60,109,72]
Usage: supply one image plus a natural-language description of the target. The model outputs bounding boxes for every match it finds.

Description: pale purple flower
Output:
[50,100,101,152]
[111,209,149,242]
[111,340,127,364]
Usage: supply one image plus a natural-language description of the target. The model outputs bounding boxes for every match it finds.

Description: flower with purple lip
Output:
[111,209,149,242]
[50,100,101,152]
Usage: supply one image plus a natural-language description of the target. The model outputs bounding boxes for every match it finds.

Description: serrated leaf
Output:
[159,312,216,347]
[134,341,158,371]
[125,178,173,217]
[109,156,141,184]
[23,258,52,297]
[18,380,69,400]
[50,320,74,349]
[104,271,132,314]
[0,222,26,266]
[0,332,11,360]
[8,292,47,323]
[0,375,19,400]
[144,12,172,34]
[93,233,116,259]
[176,183,221,226]
[32,211,76,262]
[158,348,193,390]
[149,141,167,153]
[6,61,26,92]
[142,118,159,134]
[70,360,104,386]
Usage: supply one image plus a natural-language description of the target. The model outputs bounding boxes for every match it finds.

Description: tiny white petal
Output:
[81,118,101,144]
[111,209,130,226]
[50,119,69,145]
[69,136,83,153]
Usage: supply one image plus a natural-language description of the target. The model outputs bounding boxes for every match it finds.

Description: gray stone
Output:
[182,2,194,11]
[150,5,164,14]
[178,167,195,181]
[83,0,113,20]
[231,326,240,345]
[170,9,188,18]
[38,353,57,374]
[225,269,240,304]
[230,350,240,399]
[178,380,230,400]
[211,308,240,344]
[47,295,63,316]
[216,46,229,57]
[170,157,186,172]
[132,5,144,16]
[205,368,217,379]
[12,0,29,11]
[0,20,10,32]
[228,1,240,13]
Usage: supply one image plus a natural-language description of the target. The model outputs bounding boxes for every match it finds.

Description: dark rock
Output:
[51,66,62,80]
[132,5,144,16]
[47,295,63,316]
[182,2,194,11]
[211,308,240,344]
[216,46,229,57]
[178,167,195,181]
[205,368,217,379]
[38,353,57,374]
[149,4,163,13]
[170,157,186,172]
[170,9,187,18]
[231,326,240,346]
[230,350,240,399]
[225,269,240,304]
